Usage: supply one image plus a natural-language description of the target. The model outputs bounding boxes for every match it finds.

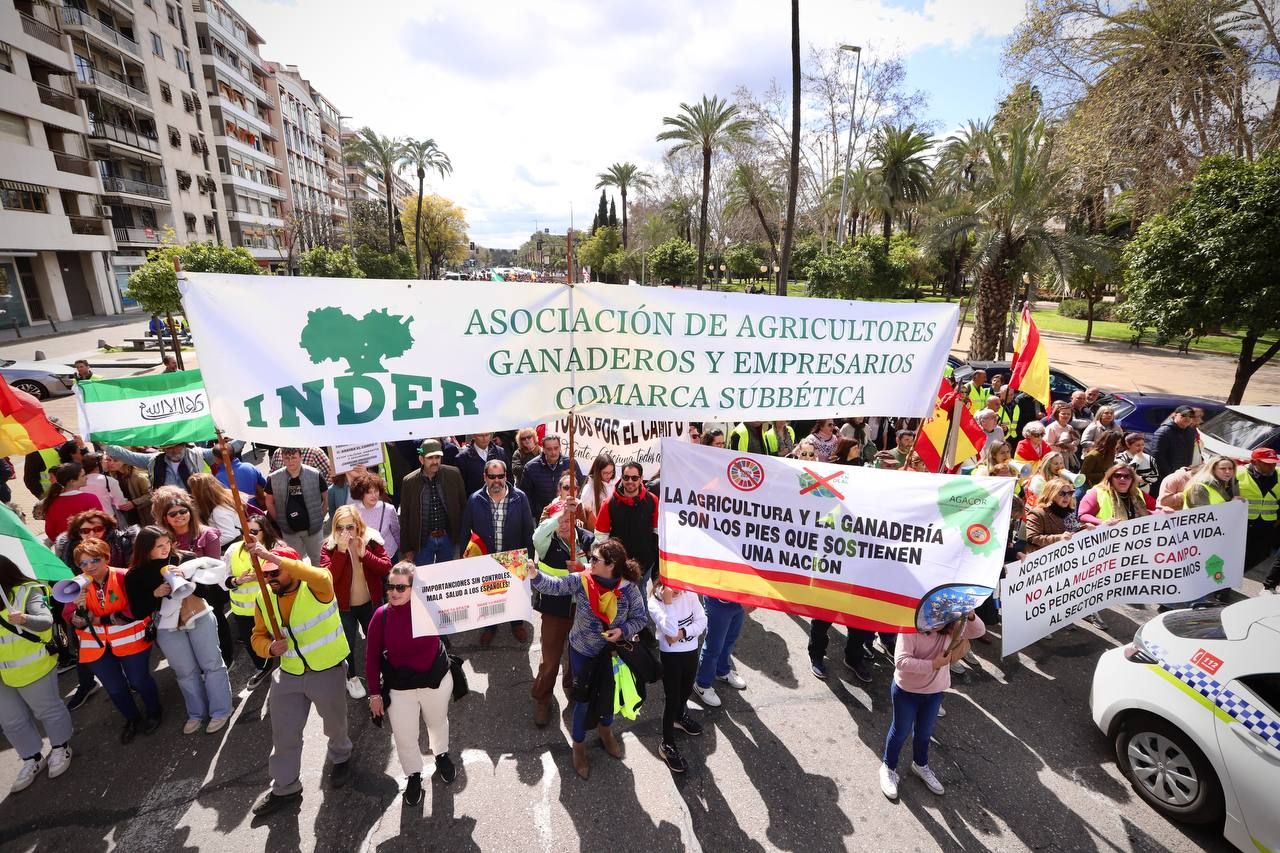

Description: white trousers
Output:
[387,672,452,776]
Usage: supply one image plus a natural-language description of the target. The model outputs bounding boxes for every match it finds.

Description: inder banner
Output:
[180,274,957,445]
[76,369,215,446]
[657,439,1015,633]
[539,416,689,478]
[410,549,536,637]
[1001,502,1247,656]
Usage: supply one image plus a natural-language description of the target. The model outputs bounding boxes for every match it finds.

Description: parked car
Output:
[1200,406,1280,459]
[0,358,77,400]
[1090,597,1280,851]
[952,359,1091,404]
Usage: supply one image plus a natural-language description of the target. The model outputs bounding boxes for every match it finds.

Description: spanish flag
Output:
[1009,304,1050,407]
[462,532,489,559]
[914,378,986,473]
[0,376,64,456]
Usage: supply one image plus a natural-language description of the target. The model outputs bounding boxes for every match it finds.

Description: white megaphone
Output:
[163,569,196,600]
[53,575,91,604]
[1062,469,1087,488]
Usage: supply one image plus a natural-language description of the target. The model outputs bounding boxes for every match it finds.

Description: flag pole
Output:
[564,267,578,567]
[216,428,282,641]
[169,259,186,371]
[938,393,964,474]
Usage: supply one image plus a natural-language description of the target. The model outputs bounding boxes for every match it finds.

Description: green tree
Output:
[657,95,754,289]
[869,123,934,245]
[608,198,618,229]
[594,191,608,235]
[725,243,766,282]
[578,226,622,282]
[400,194,469,278]
[595,162,653,249]
[300,245,365,278]
[807,236,904,300]
[354,245,415,279]
[1122,153,1280,404]
[399,138,453,279]
[647,238,698,285]
[344,128,406,252]
[723,162,780,265]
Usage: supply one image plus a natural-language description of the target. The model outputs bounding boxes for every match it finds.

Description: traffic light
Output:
[469,241,475,251]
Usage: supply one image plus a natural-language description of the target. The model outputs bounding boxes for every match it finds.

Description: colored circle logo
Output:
[965,524,991,546]
[727,457,765,491]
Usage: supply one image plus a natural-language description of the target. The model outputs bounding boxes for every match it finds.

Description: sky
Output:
[236,0,1024,249]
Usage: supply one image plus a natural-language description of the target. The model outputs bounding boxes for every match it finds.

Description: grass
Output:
[1029,310,1274,358]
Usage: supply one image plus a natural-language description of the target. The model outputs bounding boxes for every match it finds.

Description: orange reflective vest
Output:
[76,568,152,662]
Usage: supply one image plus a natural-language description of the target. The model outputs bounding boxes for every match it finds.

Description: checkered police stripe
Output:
[1147,641,1280,753]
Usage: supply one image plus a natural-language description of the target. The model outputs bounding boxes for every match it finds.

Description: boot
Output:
[533,699,551,728]
[598,725,623,759]
[571,741,590,780]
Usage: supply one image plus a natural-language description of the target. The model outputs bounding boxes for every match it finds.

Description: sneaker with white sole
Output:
[206,716,230,734]
[949,661,965,675]
[1086,612,1109,631]
[47,746,72,779]
[346,677,366,700]
[183,720,202,735]
[937,704,947,718]
[692,683,721,708]
[717,670,747,690]
[11,755,46,793]
[911,762,945,795]
[879,763,899,799]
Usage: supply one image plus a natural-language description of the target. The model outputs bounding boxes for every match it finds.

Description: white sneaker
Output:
[183,720,202,735]
[949,661,965,675]
[717,670,747,690]
[937,704,947,718]
[47,746,72,779]
[963,651,979,665]
[692,683,721,708]
[1086,612,1109,631]
[11,755,46,793]
[912,762,945,795]
[878,763,899,799]
[346,677,367,700]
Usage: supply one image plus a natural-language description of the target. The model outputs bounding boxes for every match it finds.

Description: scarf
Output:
[580,571,620,626]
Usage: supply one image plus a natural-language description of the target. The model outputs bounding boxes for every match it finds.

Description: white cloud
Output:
[233,0,1023,247]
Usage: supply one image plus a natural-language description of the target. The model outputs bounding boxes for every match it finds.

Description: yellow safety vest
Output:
[261,580,349,676]
[968,385,991,412]
[226,543,262,616]
[1235,468,1279,522]
[1092,488,1151,521]
[380,443,396,497]
[1182,484,1228,507]
[0,582,56,688]
[36,448,61,494]
[730,424,780,455]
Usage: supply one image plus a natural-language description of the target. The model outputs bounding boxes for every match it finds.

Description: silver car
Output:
[0,358,77,400]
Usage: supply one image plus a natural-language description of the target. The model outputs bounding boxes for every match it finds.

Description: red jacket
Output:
[321,537,392,610]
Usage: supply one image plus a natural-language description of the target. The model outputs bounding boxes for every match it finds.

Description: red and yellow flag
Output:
[462,532,489,559]
[914,378,986,472]
[0,376,63,456]
[1009,304,1050,407]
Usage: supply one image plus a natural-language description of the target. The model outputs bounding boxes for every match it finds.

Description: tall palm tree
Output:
[343,127,405,252]
[657,95,754,289]
[724,162,780,264]
[399,138,453,277]
[935,119,993,197]
[869,123,934,245]
[595,162,652,249]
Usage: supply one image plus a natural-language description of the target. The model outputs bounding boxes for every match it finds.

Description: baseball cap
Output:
[418,439,444,458]
[1251,448,1280,464]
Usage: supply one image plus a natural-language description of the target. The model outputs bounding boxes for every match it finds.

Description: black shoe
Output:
[810,660,828,680]
[141,713,162,735]
[660,742,687,773]
[329,760,351,789]
[56,657,77,675]
[247,664,274,690]
[845,655,873,684]
[251,790,302,817]
[120,718,139,745]
[435,753,456,784]
[674,715,703,736]
[66,683,99,711]
[403,772,424,806]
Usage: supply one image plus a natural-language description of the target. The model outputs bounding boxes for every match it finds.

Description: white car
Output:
[1091,597,1280,851]
[1200,405,1280,459]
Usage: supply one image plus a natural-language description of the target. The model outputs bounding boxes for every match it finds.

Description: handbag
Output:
[448,652,468,701]
[614,637,663,684]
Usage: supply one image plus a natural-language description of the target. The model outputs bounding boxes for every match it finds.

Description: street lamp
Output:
[835,44,862,248]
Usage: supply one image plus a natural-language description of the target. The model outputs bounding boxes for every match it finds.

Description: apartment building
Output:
[191,0,285,269]
[0,0,117,325]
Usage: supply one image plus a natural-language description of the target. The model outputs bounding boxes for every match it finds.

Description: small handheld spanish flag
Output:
[0,376,64,456]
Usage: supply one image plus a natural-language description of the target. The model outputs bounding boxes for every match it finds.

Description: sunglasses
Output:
[336,524,357,532]
[386,583,412,593]
[485,473,506,480]
[620,475,640,482]
[1113,473,1134,480]
[78,524,106,536]
[559,484,572,491]
[1056,490,1073,498]
[77,557,104,568]
[166,508,190,517]
[247,528,262,536]
[261,568,281,578]
[589,554,603,563]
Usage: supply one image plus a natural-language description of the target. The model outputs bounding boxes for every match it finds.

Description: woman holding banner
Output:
[1025,478,1081,552]
[529,539,648,780]
[1078,465,1153,526]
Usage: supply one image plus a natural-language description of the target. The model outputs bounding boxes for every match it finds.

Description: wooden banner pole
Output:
[216,428,282,640]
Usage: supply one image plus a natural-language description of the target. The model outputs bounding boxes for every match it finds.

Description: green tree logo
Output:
[298,307,414,374]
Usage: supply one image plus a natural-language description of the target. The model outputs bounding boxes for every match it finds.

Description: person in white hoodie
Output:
[648,579,707,774]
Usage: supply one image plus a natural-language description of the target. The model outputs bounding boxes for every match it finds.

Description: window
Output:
[175,49,187,72]
[203,215,214,232]
[166,3,177,26]
[175,170,192,191]
[159,81,172,103]
[168,125,181,147]
[1240,674,1280,717]
[0,111,28,144]
[0,42,12,74]
[151,33,164,58]
[184,213,196,232]
[1,188,48,213]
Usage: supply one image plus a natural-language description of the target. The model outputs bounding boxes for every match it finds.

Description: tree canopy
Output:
[126,234,261,316]
[300,246,365,279]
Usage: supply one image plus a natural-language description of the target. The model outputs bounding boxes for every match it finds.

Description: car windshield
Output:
[1201,409,1280,450]
[1161,607,1227,640]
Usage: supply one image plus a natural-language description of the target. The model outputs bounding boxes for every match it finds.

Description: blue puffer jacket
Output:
[458,487,535,557]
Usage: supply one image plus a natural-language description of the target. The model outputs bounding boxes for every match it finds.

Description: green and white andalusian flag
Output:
[0,505,71,581]
[76,368,216,446]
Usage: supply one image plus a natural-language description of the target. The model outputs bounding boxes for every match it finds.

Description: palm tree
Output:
[343,127,405,253]
[657,95,754,289]
[777,0,801,295]
[935,119,993,197]
[869,123,934,245]
[724,162,780,264]
[399,138,453,277]
[595,162,652,249]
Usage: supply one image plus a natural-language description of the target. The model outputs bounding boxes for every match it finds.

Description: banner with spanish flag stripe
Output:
[658,439,1014,632]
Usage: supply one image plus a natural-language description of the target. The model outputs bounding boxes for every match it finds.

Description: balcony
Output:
[76,67,152,111]
[68,215,108,236]
[208,54,271,104]
[59,7,142,58]
[220,133,279,166]
[211,94,274,137]
[101,175,169,201]
[114,226,160,245]
[20,13,66,51]
[228,173,282,198]
[53,152,96,177]
[89,122,161,156]
[36,83,79,115]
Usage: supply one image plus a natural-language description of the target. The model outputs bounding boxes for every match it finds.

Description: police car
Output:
[1090,597,1280,851]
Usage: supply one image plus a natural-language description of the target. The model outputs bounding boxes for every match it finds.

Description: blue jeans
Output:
[415,532,455,565]
[696,597,744,689]
[157,615,233,721]
[88,648,162,722]
[882,682,944,771]
[569,647,611,743]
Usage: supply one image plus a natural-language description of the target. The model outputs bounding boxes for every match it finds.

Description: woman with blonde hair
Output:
[187,473,242,548]
[972,441,1012,477]
[1027,452,1073,510]
[1024,477,1086,552]
[321,504,392,699]
[1184,456,1242,507]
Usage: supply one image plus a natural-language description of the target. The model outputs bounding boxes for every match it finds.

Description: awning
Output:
[0,180,47,194]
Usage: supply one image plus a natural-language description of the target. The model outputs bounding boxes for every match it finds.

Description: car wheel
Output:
[11,380,47,400]
[1115,715,1224,826]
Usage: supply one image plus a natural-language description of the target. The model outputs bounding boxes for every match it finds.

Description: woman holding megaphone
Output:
[124,527,234,735]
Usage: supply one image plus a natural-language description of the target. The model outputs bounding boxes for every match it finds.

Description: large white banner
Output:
[539,415,689,478]
[180,274,957,445]
[657,439,1014,632]
[1001,502,1247,655]
[410,550,535,636]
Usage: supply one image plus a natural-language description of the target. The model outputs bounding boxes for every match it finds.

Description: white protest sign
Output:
[539,416,687,478]
[180,274,957,445]
[658,440,1014,632]
[410,549,535,636]
[1001,502,1247,655]
[332,443,382,473]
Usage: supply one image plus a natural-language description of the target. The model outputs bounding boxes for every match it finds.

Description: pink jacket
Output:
[893,615,986,694]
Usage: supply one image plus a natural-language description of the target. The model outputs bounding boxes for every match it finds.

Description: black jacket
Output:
[454,443,509,497]
[1152,422,1196,481]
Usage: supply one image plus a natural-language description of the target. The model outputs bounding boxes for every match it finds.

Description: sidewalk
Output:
[0,311,144,344]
